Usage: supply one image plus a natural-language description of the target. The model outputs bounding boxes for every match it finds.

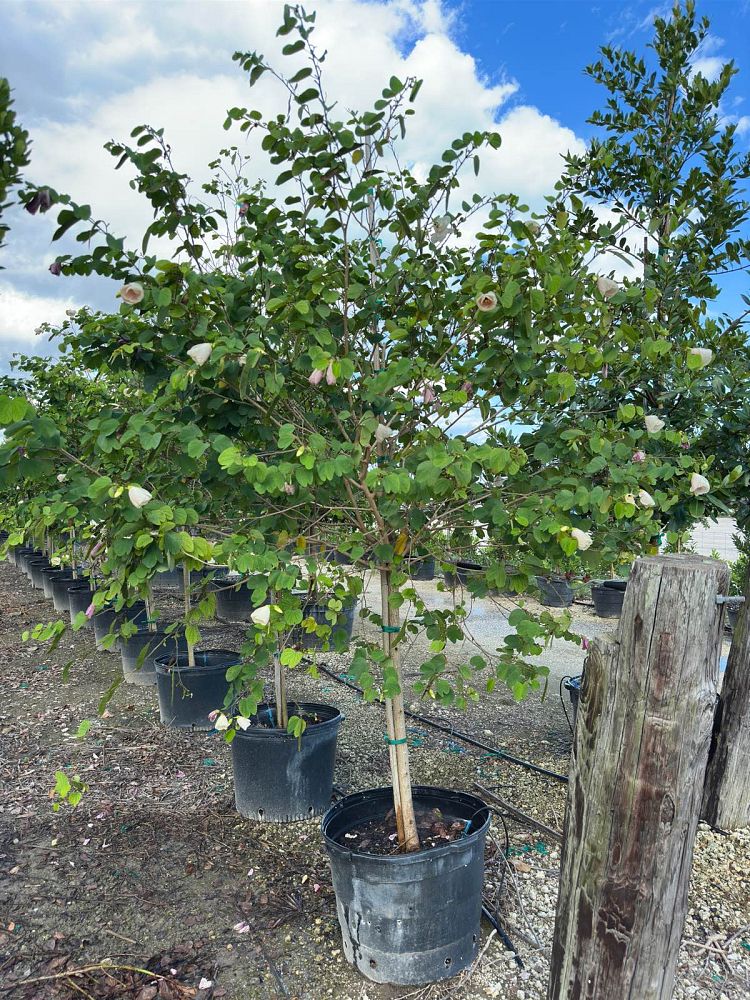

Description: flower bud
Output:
[638,489,656,508]
[49,261,62,276]
[631,450,646,463]
[596,275,619,299]
[325,362,336,386]
[250,604,271,627]
[688,347,713,368]
[309,368,325,386]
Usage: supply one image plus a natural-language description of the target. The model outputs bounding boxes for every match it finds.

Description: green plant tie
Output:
[381,625,399,633]
[384,734,408,745]
[374,367,387,373]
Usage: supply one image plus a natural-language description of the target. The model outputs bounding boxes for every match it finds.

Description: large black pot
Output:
[19,549,43,576]
[152,566,186,591]
[292,599,357,650]
[154,649,239,729]
[444,560,483,589]
[210,576,268,622]
[232,702,343,821]
[7,545,28,566]
[28,558,51,589]
[68,582,95,624]
[409,556,435,581]
[536,575,574,608]
[592,581,626,618]
[42,567,73,601]
[323,786,491,985]
[120,629,187,687]
[93,601,148,652]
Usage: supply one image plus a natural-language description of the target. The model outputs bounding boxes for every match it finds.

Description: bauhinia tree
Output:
[1,3,738,850]
[0,76,31,261]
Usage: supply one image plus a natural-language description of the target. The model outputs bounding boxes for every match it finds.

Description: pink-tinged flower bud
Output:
[283,482,295,495]
[85,603,95,620]
[423,383,436,404]
[49,261,62,276]
[581,636,590,651]
[207,710,220,723]
[690,473,710,496]
[680,440,690,451]
[118,282,145,305]
[461,380,474,397]
[596,275,619,299]
[308,368,325,386]
[631,450,646,463]
[325,362,336,386]
[238,203,249,217]
[476,291,498,312]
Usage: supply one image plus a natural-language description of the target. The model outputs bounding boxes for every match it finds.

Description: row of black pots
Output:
[4,548,490,986]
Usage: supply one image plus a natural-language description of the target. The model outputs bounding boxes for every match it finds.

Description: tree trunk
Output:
[702,566,750,829]
[274,651,288,729]
[145,583,156,634]
[379,567,420,852]
[183,564,195,667]
[549,555,728,1000]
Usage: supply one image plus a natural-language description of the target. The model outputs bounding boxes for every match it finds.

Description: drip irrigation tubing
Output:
[316,661,569,784]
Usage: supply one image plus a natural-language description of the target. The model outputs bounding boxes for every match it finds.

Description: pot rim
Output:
[322,785,491,864]
[154,649,241,674]
[233,701,342,740]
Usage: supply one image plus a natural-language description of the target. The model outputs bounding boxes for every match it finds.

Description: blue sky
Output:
[1,0,749,373]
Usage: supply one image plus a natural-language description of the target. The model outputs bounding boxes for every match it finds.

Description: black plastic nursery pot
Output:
[536,575,574,608]
[152,566,185,591]
[210,576,267,623]
[564,675,582,725]
[322,786,491,986]
[232,702,343,822]
[591,581,627,618]
[154,650,239,730]
[67,582,95,623]
[120,629,188,687]
[293,599,357,650]
[19,549,43,576]
[93,601,148,652]
[408,555,435,581]
[42,568,72,601]
[28,558,51,589]
[443,560,483,589]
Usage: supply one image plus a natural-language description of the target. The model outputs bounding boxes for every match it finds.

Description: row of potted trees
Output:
[1,3,749,985]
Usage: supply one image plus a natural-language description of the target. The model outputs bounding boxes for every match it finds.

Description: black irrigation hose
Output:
[481,905,525,969]
[316,661,569,784]
[559,676,575,735]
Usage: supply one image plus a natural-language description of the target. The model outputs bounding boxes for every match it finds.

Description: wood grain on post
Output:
[548,555,728,1000]
[702,564,750,830]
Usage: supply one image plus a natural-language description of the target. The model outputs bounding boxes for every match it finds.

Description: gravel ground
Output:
[0,561,748,1000]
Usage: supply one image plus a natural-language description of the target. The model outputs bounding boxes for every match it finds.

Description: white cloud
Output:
[0,281,76,343]
[8,0,586,337]
[691,56,725,82]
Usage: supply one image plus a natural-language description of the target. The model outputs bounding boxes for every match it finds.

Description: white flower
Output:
[645,414,665,433]
[187,343,212,366]
[236,716,252,731]
[596,275,620,300]
[250,604,271,627]
[374,423,396,444]
[128,486,152,509]
[690,473,710,496]
[65,309,77,318]
[638,489,656,508]
[623,493,636,505]
[476,291,498,312]
[118,282,144,305]
[688,347,713,368]
[214,714,230,731]
[56,473,67,483]
[238,354,247,366]
[526,221,541,236]
[431,214,452,243]
[570,528,593,551]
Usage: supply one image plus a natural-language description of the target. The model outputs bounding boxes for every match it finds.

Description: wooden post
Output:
[548,555,728,1000]
[702,565,750,829]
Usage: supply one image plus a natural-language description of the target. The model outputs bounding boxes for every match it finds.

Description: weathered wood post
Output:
[702,563,750,830]
[548,555,728,1000]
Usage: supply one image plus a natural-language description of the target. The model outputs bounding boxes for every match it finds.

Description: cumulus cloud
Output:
[4,0,586,351]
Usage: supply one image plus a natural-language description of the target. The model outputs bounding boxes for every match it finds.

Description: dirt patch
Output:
[1,562,748,1000]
